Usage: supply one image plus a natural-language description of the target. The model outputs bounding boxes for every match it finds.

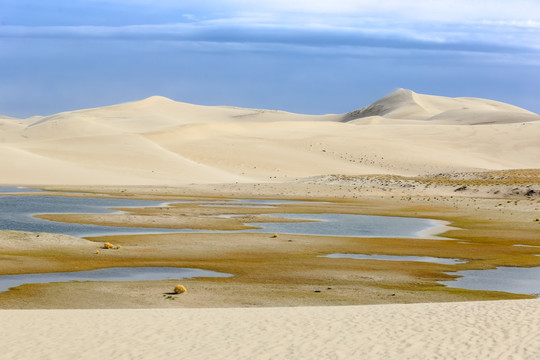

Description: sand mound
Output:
[22,96,339,139]
[0,230,95,250]
[344,88,539,124]
[1,92,539,185]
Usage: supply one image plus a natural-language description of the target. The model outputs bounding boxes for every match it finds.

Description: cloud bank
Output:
[1,0,539,117]
[2,0,539,60]
[1,21,538,59]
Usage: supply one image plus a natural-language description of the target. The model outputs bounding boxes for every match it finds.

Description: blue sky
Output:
[1,0,539,117]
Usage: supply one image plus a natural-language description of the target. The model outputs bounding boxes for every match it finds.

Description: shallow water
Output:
[208,199,322,205]
[0,267,232,293]
[322,253,466,265]
[251,213,442,238]
[0,194,182,237]
[0,186,46,193]
[201,204,275,208]
[0,190,445,238]
[439,267,540,296]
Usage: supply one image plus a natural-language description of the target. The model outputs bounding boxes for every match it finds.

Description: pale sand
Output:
[1,89,539,185]
[1,300,539,359]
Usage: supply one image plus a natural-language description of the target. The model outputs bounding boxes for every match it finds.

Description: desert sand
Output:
[1,89,539,185]
[1,89,539,359]
[1,300,539,359]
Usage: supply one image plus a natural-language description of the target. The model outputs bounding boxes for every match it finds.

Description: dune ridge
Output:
[1,89,539,185]
[344,88,538,123]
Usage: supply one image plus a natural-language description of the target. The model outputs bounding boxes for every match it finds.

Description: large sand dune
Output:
[1,89,539,185]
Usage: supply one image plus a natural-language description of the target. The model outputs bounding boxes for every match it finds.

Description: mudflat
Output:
[1,173,538,308]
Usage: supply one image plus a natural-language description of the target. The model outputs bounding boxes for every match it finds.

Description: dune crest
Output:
[1,91,539,185]
[344,88,539,124]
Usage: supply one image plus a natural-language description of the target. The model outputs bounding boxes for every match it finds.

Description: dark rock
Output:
[525,189,536,197]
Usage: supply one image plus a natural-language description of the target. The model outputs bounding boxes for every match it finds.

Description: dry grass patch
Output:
[173,285,187,294]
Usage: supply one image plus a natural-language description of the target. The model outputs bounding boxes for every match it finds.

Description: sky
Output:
[1,0,540,118]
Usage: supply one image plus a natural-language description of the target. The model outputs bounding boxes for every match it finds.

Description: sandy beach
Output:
[1,90,539,358]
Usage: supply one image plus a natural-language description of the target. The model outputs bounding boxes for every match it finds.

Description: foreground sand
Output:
[1,300,539,359]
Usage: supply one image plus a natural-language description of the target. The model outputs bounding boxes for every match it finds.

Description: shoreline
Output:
[0,191,449,239]
[0,178,539,308]
[416,219,457,239]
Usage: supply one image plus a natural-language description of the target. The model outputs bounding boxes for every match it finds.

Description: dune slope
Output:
[1,90,538,185]
[1,300,539,360]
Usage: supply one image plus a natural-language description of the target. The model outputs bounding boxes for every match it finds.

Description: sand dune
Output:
[0,116,26,137]
[344,88,538,124]
[23,96,338,138]
[1,300,539,359]
[1,89,538,185]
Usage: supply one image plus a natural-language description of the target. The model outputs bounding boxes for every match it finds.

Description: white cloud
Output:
[1,17,538,54]
[1,0,539,65]
[87,0,540,23]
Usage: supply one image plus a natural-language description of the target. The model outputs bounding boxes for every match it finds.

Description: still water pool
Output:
[0,186,46,193]
[0,194,181,237]
[0,267,233,293]
[0,190,445,238]
[321,253,467,265]
[439,267,540,296]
